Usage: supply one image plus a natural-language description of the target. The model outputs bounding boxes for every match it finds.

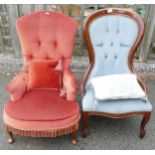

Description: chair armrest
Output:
[6,66,29,101]
[62,68,77,101]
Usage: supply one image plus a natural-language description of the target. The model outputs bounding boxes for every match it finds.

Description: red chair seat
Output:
[5,89,79,121]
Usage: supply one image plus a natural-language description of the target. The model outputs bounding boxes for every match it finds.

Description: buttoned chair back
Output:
[82,8,145,92]
[17,11,77,67]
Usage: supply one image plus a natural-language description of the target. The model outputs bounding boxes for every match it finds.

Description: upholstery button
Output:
[120,43,123,47]
[29,54,33,59]
[105,55,108,59]
[114,55,117,59]
[52,41,57,47]
[46,55,49,59]
[116,29,119,34]
[111,42,114,46]
[38,40,41,46]
[106,29,109,33]
[96,42,104,47]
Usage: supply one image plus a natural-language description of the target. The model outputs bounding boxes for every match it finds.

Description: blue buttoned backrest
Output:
[86,15,139,88]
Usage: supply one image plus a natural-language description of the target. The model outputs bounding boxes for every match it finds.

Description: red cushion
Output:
[28,60,62,90]
[5,89,79,121]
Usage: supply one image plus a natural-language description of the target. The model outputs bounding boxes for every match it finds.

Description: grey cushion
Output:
[82,89,152,114]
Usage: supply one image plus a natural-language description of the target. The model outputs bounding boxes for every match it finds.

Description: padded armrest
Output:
[6,66,29,101]
[62,68,77,101]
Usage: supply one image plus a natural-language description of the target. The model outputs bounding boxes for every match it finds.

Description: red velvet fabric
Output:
[16,11,78,64]
[4,12,80,138]
[28,60,61,90]
[4,110,80,131]
[7,11,78,101]
[5,89,79,121]
[6,69,28,101]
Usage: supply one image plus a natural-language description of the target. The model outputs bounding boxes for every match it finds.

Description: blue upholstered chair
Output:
[81,8,152,138]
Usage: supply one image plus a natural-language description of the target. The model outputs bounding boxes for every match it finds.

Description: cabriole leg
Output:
[140,112,151,139]
[71,131,77,145]
[7,130,15,144]
[82,112,89,138]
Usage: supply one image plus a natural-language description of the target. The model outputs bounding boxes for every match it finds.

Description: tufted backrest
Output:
[89,15,138,76]
[82,9,145,92]
[16,11,78,65]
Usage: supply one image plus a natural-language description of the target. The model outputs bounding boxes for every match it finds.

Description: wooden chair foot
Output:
[140,112,151,139]
[71,131,77,145]
[71,139,77,145]
[7,131,15,144]
[82,133,87,138]
[82,112,89,138]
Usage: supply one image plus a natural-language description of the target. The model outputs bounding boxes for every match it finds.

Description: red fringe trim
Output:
[5,120,79,137]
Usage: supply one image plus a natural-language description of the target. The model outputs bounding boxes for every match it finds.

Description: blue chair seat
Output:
[82,90,152,114]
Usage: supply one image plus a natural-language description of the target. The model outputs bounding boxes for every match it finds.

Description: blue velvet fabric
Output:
[82,90,152,113]
[82,15,152,113]
[87,15,138,83]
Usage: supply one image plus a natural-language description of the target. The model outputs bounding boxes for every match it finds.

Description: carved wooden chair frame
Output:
[81,8,151,139]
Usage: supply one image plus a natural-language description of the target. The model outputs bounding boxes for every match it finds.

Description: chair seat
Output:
[82,90,152,114]
[5,89,79,121]
[3,109,80,131]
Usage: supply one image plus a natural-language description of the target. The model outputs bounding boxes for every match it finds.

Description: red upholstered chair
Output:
[3,11,80,144]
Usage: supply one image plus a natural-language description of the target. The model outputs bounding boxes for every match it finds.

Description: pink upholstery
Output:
[6,66,28,101]
[6,11,78,101]
[3,110,80,130]
[62,57,77,101]
[28,60,61,90]
[5,89,79,121]
[4,11,80,140]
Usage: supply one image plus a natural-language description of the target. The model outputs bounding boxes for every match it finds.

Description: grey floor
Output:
[0,67,155,150]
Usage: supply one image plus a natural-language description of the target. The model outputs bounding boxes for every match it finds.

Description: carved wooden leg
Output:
[7,130,15,144]
[140,112,151,139]
[82,112,89,138]
[71,131,77,145]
